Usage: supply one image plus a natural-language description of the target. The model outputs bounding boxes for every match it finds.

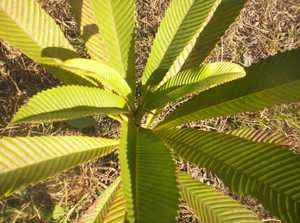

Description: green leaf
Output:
[182,0,246,69]
[0,0,76,64]
[66,117,97,129]
[178,172,261,223]
[58,58,132,97]
[142,0,221,88]
[102,187,126,223]
[118,118,137,222]
[12,86,127,124]
[69,0,108,62]
[0,136,118,197]
[157,49,300,129]
[0,0,91,86]
[91,0,136,89]
[79,178,125,223]
[119,120,178,223]
[42,64,98,86]
[144,62,245,110]
[103,188,126,223]
[228,128,293,147]
[51,205,66,222]
[158,128,300,223]
[160,0,246,86]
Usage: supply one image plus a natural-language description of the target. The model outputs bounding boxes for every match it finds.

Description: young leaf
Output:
[0,0,76,64]
[144,62,245,110]
[142,0,221,88]
[157,49,300,129]
[69,0,108,62]
[119,120,178,223]
[158,128,300,223]
[12,86,127,124]
[178,172,261,223]
[0,136,118,197]
[91,0,136,89]
[79,178,125,223]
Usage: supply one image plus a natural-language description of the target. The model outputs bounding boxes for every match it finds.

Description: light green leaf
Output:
[144,62,245,110]
[142,0,221,88]
[0,0,76,64]
[51,205,66,222]
[157,49,300,129]
[42,64,98,86]
[158,128,300,223]
[178,172,261,223]
[59,58,132,97]
[182,0,246,69]
[91,0,136,89]
[69,0,108,62]
[0,0,92,86]
[119,120,178,223]
[12,86,127,124]
[0,136,118,197]
[79,178,125,223]
[102,187,126,223]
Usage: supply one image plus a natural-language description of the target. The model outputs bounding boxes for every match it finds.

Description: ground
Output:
[0,0,299,222]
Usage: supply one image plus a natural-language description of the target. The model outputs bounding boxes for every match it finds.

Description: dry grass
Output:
[0,0,299,222]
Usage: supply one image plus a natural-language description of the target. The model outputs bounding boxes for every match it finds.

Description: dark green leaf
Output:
[158,128,300,223]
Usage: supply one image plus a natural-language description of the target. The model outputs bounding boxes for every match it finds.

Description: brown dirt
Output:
[0,0,299,222]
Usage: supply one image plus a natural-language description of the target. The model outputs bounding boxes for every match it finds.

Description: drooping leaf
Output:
[182,0,246,69]
[178,172,261,223]
[58,58,132,96]
[144,62,245,110]
[79,178,126,223]
[157,49,300,129]
[228,128,293,147]
[0,0,76,64]
[158,128,300,223]
[69,0,108,62]
[0,136,118,197]
[12,86,127,124]
[119,120,178,223]
[142,0,221,88]
[91,0,136,89]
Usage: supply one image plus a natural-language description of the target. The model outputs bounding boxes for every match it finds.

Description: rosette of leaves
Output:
[0,0,300,222]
